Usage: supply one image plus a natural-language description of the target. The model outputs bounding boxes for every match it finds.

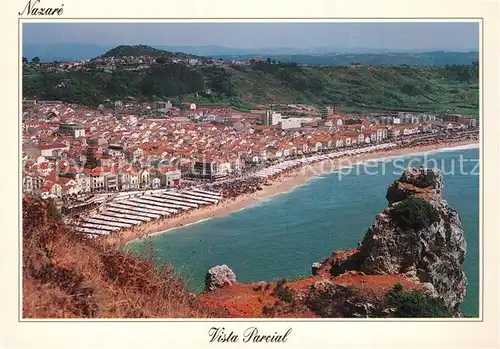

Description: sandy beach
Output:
[107,139,479,247]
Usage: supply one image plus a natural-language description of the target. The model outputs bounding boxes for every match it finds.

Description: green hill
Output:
[100,44,196,60]
[225,62,479,116]
[22,46,479,117]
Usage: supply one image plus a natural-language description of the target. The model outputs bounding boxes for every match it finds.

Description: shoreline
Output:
[108,139,479,247]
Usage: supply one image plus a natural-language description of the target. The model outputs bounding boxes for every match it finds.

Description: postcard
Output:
[1,0,499,348]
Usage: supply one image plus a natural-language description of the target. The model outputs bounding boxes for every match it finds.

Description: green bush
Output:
[390,196,440,231]
[393,283,404,292]
[386,284,452,318]
[272,279,295,303]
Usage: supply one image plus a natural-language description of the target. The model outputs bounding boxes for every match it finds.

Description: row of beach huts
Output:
[75,188,222,237]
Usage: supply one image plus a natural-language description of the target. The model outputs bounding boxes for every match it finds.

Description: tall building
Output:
[443,114,461,122]
[262,111,283,126]
[321,106,335,119]
[58,123,85,138]
[155,101,172,113]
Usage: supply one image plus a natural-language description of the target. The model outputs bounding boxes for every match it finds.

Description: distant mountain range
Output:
[23,43,479,67]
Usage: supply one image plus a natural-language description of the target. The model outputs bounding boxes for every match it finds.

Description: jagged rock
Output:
[327,168,467,316]
[311,262,322,275]
[381,307,397,315]
[354,302,375,316]
[422,282,438,298]
[204,265,236,291]
[312,279,334,289]
[306,282,360,317]
[354,168,467,315]
[386,167,444,206]
[306,282,382,318]
[330,249,360,276]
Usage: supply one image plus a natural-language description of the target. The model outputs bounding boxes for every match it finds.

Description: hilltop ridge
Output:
[100,45,198,59]
[22,45,479,116]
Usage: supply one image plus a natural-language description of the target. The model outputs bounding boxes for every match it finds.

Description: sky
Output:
[22,22,479,51]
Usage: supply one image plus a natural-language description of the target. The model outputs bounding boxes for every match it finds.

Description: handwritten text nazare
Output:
[18,0,64,16]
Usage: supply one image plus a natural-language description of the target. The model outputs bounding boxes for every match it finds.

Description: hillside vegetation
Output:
[227,61,479,115]
[22,199,226,318]
[23,46,479,116]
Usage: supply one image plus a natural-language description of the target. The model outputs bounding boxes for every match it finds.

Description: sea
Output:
[126,145,480,317]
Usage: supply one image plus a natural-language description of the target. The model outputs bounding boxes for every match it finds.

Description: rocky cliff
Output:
[332,167,467,314]
[200,167,468,318]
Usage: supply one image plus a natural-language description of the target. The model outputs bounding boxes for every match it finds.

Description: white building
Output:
[262,111,283,126]
[23,174,44,195]
[155,101,172,113]
[25,143,69,158]
[75,172,91,193]
[281,118,302,130]
[156,166,182,187]
[215,115,232,124]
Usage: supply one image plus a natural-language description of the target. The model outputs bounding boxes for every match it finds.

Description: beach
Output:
[107,138,479,247]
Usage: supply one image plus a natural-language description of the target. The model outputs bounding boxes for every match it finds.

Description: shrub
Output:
[252,284,263,292]
[272,280,295,303]
[393,283,404,292]
[386,284,452,318]
[305,283,359,317]
[389,196,440,231]
[262,305,274,315]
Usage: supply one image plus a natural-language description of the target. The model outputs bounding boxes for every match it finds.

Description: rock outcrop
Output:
[305,280,389,318]
[311,262,322,275]
[205,265,237,291]
[199,167,468,318]
[386,167,444,205]
[332,167,467,315]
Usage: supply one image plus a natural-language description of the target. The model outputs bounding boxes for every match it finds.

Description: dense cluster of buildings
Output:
[22,100,479,200]
[368,112,479,127]
[25,53,252,74]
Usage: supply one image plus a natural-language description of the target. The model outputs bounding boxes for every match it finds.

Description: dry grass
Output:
[22,198,228,318]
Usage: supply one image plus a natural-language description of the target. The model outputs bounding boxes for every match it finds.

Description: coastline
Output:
[108,139,479,247]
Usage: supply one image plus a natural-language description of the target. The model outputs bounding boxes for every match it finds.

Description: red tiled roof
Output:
[33,142,67,150]
[84,166,111,176]
[156,165,179,173]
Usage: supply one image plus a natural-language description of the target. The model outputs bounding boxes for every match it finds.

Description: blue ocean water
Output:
[127,146,480,317]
